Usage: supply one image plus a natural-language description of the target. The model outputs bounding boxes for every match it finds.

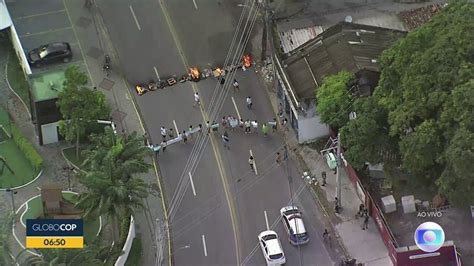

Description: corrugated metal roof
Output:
[281,22,406,101]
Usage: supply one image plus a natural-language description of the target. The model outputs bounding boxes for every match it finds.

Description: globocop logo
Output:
[26,219,83,236]
[414,221,445,252]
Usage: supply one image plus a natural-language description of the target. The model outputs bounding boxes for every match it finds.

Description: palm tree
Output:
[76,127,150,239]
[18,239,122,266]
[82,126,151,181]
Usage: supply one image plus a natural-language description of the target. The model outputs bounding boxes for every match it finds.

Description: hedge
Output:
[10,125,43,171]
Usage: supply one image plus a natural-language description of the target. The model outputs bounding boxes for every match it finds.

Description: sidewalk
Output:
[61,1,170,265]
[299,145,393,265]
[262,78,392,265]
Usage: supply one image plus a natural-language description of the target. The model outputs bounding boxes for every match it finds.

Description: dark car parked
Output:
[27,42,72,67]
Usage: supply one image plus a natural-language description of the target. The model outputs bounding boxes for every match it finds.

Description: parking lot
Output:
[7,0,86,74]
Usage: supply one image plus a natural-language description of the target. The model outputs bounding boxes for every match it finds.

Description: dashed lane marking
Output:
[202,235,208,256]
[188,172,197,196]
[129,5,142,31]
[231,96,241,120]
[250,149,258,175]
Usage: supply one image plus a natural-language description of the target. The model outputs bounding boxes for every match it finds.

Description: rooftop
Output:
[280,22,406,101]
[30,69,66,102]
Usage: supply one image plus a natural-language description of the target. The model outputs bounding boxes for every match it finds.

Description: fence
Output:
[344,161,460,266]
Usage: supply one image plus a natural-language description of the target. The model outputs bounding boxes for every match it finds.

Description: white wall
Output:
[115,216,135,266]
[297,114,330,143]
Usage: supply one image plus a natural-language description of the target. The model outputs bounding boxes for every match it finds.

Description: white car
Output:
[258,230,286,265]
[280,206,309,245]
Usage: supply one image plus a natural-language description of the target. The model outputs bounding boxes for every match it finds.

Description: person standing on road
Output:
[271,118,278,132]
[194,92,200,106]
[222,131,230,149]
[278,102,284,118]
[160,140,167,152]
[233,79,239,91]
[168,128,174,139]
[211,121,219,134]
[248,156,255,171]
[362,215,369,230]
[244,119,251,134]
[230,116,238,131]
[251,120,258,134]
[221,116,228,128]
[239,118,245,131]
[160,126,167,140]
[281,118,288,132]
[182,130,188,144]
[262,123,269,137]
[276,152,283,165]
[321,171,327,186]
[246,96,252,110]
[220,77,225,86]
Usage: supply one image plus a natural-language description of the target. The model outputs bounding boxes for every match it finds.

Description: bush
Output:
[10,125,43,171]
[125,237,142,266]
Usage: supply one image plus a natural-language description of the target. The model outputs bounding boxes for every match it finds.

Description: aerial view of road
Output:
[100,0,336,264]
[2,0,470,265]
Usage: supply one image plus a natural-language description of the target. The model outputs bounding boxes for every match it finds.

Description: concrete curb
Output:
[89,4,172,263]
[0,169,43,191]
[60,146,87,174]
[4,53,32,120]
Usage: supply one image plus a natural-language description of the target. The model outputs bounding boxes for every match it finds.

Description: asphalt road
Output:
[99,0,339,265]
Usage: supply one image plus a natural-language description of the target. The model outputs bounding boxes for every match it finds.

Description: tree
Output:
[81,127,151,182]
[340,1,474,204]
[316,71,355,128]
[340,97,398,169]
[436,128,474,205]
[18,239,121,266]
[76,127,150,239]
[57,65,110,159]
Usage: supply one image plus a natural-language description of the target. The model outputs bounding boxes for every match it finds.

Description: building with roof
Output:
[273,21,406,143]
[30,69,67,145]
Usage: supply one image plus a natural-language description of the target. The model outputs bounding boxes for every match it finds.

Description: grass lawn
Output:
[21,192,101,243]
[63,146,86,168]
[7,47,31,112]
[0,108,39,188]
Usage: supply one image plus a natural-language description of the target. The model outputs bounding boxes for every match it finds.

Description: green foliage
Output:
[125,237,143,266]
[316,71,355,128]
[10,125,43,171]
[57,66,110,157]
[76,127,150,220]
[436,128,474,205]
[21,239,121,266]
[340,1,474,205]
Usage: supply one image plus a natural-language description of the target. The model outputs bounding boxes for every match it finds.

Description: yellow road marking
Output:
[158,1,241,264]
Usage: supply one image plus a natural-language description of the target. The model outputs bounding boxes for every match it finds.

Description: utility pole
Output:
[336,132,342,211]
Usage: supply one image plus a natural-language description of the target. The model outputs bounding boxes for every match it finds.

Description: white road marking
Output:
[231,97,241,120]
[154,66,161,80]
[192,0,198,9]
[173,120,179,134]
[249,150,258,175]
[188,172,196,196]
[201,235,208,256]
[129,5,141,31]
[264,210,270,230]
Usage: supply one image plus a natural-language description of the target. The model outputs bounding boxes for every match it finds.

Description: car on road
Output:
[258,230,286,265]
[280,206,309,245]
[27,42,72,67]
